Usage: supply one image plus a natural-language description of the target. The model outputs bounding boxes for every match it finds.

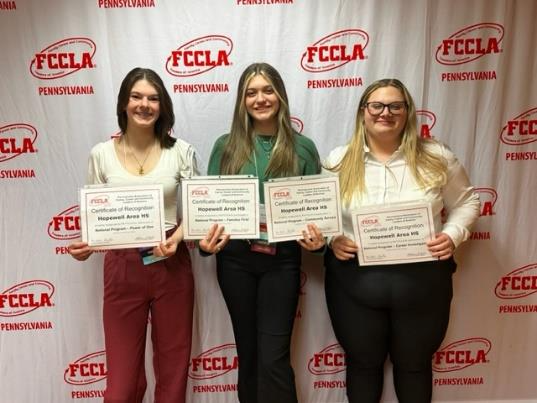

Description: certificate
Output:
[352,201,436,266]
[79,184,166,249]
[264,175,343,243]
[181,176,260,240]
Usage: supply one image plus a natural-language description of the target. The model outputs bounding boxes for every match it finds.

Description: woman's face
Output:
[125,79,160,130]
[244,74,280,129]
[363,85,407,146]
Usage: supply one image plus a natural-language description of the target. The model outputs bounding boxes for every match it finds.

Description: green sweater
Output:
[207,133,321,203]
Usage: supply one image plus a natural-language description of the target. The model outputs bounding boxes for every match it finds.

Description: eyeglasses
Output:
[364,102,407,116]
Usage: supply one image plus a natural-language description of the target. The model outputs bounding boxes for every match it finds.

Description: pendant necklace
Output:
[256,135,275,158]
[123,135,155,175]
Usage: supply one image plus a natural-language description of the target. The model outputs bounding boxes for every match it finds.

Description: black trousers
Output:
[216,240,301,403]
[324,249,455,403]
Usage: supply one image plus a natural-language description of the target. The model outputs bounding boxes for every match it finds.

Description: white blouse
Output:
[323,141,480,248]
[86,138,198,231]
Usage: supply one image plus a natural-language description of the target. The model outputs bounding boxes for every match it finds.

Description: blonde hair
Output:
[327,78,447,204]
[220,63,297,177]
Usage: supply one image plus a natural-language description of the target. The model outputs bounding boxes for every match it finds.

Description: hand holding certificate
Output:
[352,201,436,266]
[79,184,166,249]
[264,175,342,243]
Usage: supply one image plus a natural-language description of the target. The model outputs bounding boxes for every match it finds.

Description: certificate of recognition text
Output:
[80,184,166,249]
[264,175,342,243]
[352,201,436,266]
[181,176,260,240]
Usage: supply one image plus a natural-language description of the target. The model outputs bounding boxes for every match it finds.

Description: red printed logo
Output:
[64,351,107,385]
[435,23,503,65]
[0,123,38,163]
[30,37,96,80]
[272,188,291,199]
[301,29,369,73]
[499,107,537,146]
[189,344,238,380]
[191,186,210,197]
[475,187,496,217]
[433,338,491,372]
[495,263,537,299]
[0,280,54,317]
[166,35,233,77]
[291,117,304,134]
[48,205,81,240]
[89,194,110,206]
[308,343,346,375]
[360,216,380,226]
[417,110,437,139]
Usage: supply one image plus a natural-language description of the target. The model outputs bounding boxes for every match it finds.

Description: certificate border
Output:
[80,184,166,249]
[264,176,343,242]
[354,203,435,265]
[181,177,260,239]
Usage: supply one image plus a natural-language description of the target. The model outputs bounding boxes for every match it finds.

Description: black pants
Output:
[324,249,455,403]
[216,240,301,403]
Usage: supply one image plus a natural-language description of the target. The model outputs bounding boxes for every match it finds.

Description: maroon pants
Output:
[102,242,194,403]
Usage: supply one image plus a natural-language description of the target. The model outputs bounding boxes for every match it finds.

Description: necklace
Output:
[123,135,155,175]
[256,136,275,158]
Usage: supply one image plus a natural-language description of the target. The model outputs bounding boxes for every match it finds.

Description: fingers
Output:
[298,224,326,251]
[427,233,455,260]
[331,235,358,261]
[154,236,180,257]
[67,242,93,261]
[205,223,218,240]
[200,224,228,254]
[333,250,356,260]
[153,243,168,258]
[216,233,231,253]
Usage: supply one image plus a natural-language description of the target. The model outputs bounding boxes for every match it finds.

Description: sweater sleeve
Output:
[296,134,321,175]
[207,135,228,175]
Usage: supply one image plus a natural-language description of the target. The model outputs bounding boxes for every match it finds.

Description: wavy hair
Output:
[327,78,447,204]
[116,67,176,149]
[219,62,297,177]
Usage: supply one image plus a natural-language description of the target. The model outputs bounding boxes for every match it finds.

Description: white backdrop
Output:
[1,0,536,402]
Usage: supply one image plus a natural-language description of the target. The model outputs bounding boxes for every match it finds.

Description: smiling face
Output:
[363,85,408,148]
[244,74,280,133]
[124,79,160,130]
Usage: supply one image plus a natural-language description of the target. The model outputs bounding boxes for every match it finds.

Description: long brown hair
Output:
[116,67,176,149]
[327,78,447,204]
[219,63,297,177]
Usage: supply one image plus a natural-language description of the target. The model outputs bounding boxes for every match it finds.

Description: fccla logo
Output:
[301,29,369,73]
[495,263,537,299]
[433,338,491,372]
[0,123,37,162]
[308,343,346,375]
[273,188,290,199]
[48,205,81,240]
[417,110,437,139]
[0,280,54,317]
[191,186,209,197]
[64,351,107,385]
[435,23,503,65]
[166,35,233,77]
[30,37,96,79]
[89,194,109,206]
[360,216,379,226]
[189,344,238,380]
[500,107,537,146]
[475,187,496,217]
